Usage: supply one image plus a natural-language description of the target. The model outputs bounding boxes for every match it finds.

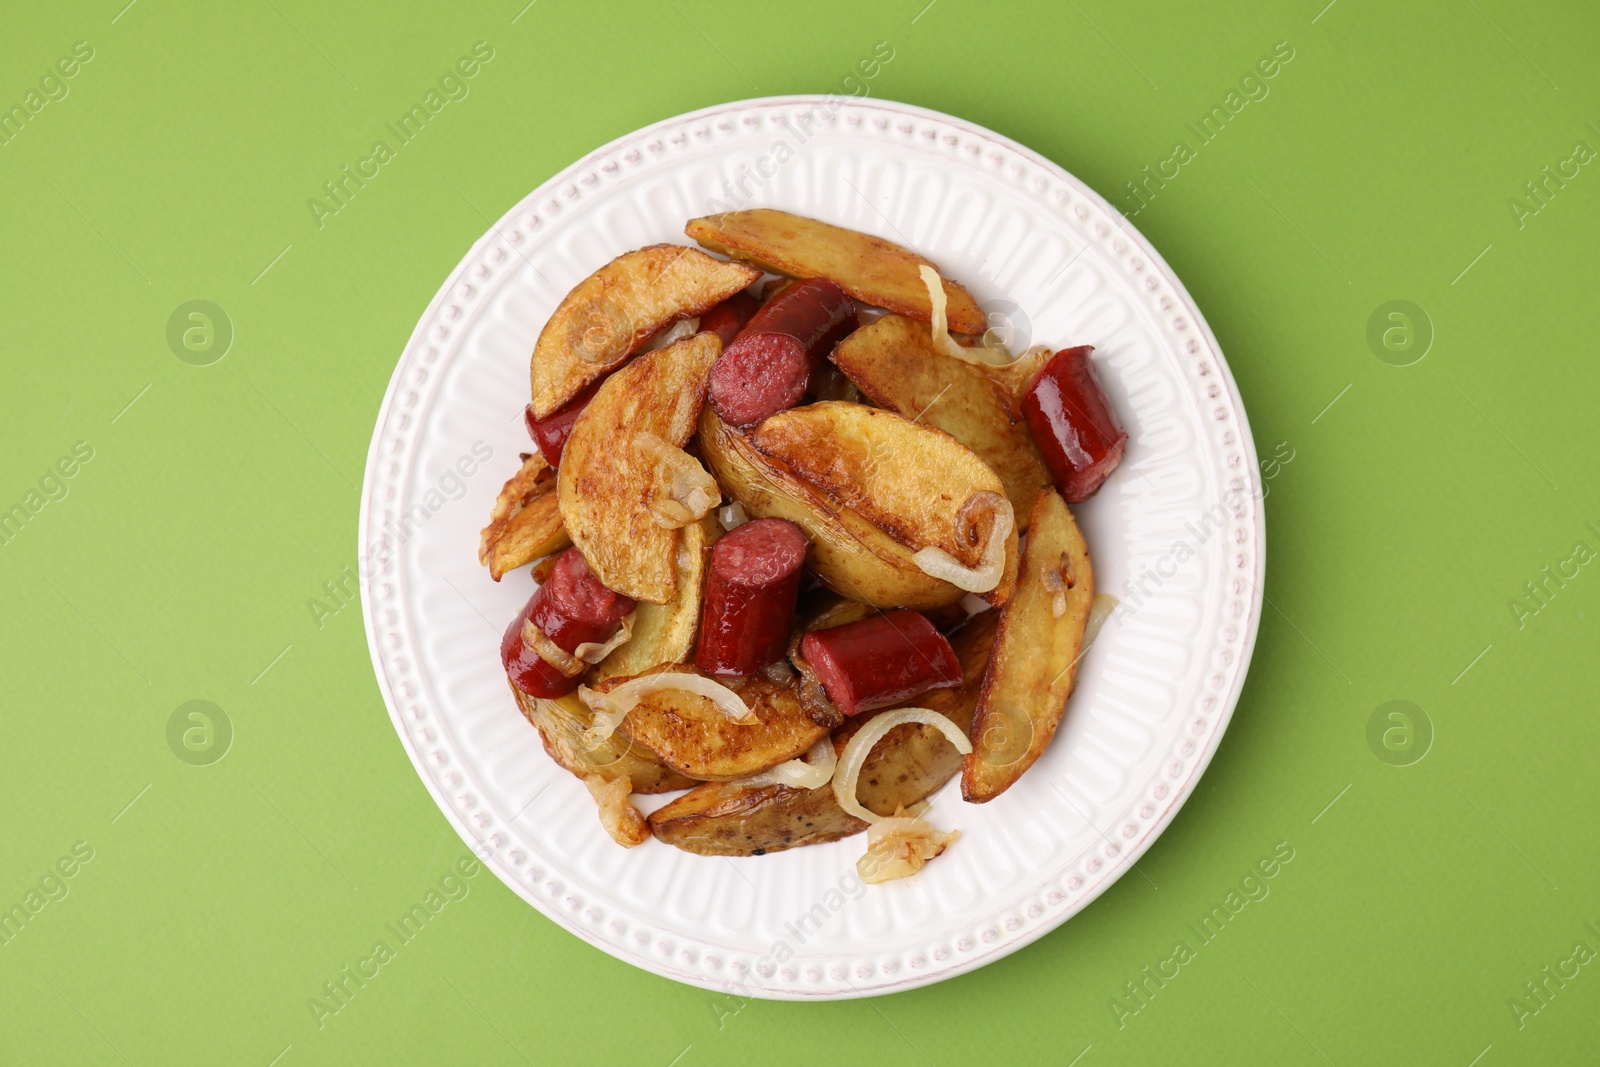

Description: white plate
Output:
[359,96,1265,1000]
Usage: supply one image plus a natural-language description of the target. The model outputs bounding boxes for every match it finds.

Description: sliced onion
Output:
[918,265,1013,368]
[761,657,796,685]
[912,492,1014,593]
[521,619,585,678]
[1069,594,1120,696]
[738,735,837,791]
[582,774,649,847]
[858,813,960,883]
[1083,593,1118,649]
[990,344,1053,400]
[642,316,700,351]
[572,611,635,665]
[578,671,758,749]
[638,432,720,529]
[717,501,749,532]
[831,707,972,824]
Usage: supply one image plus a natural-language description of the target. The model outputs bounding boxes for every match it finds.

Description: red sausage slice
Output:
[708,278,858,426]
[1021,345,1127,502]
[503,547,636,697]
[698,290,761,347]
[694,518,808,677]
[799,609,962,716]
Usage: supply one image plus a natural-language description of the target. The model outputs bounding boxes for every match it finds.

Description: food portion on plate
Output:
[479,209,1126,883]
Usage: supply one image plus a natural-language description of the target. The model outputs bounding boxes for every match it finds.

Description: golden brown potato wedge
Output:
[962,490,1093,803]
[529,245,759,418]
[685,209,986,333]
[750,402,1019,605]
[649,611,998,856]
[598,666,825,781]
[558,332,721,604]
[510,683,698,794]
[592,515,717,684]
[831,315,1051,526]
[478,453,571,580]
[698,406,968,610]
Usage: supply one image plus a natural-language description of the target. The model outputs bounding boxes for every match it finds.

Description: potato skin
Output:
[962,490,1093,802]
[649,611,998,856]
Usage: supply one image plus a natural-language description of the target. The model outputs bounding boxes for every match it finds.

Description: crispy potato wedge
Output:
[558,332,721,604]
[478,453,571,580]
[510,683,698,794]
[649,611,998,856]
[962,490,1093,803]
[686,209,986,333]
[592,515,717,683]
[529,245,758,418]
[600,666,826,781]
[831,315,1051,526]
[698,407,967,610]
[750,402,1019,605]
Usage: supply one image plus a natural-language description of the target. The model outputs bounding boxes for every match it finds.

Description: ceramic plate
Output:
[359,96,1264,1000]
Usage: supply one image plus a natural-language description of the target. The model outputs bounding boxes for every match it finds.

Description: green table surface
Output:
[3,0,1597,1063]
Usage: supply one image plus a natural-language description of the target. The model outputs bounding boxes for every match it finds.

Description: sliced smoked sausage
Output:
[1020,345,1127,502]
[503,546,636,697]
[798,609,962,716]
[693,518,808,677]
[708,278,858,426]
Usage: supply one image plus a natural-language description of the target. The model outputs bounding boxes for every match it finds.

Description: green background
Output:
[2,0,1596,1063]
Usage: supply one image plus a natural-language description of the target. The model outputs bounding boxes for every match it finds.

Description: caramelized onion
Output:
[918,265,1013,368]
[639,431,720,529]
[582,774,650,847]
[912,492,1014,593]
[858,810,959,883]
[521,619,585,678]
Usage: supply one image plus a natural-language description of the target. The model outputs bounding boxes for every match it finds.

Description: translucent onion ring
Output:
[831,707,972,825]
[578,671,758,749]
[738,735,838,791]
[912,493,1014,593]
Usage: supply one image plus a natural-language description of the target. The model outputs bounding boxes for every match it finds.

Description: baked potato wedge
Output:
[529,245,759,418]
[831,315,1052,526]
[685,209,986,334]
[698,406,968,610]
[599,666,826,781]
[478,453,570,580]
[649,610,998,856]
[510,684,697,794]
[558,331,721,604]
[962,489,1093,802]
[750,402,1019,605]
[592,515,717,683]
